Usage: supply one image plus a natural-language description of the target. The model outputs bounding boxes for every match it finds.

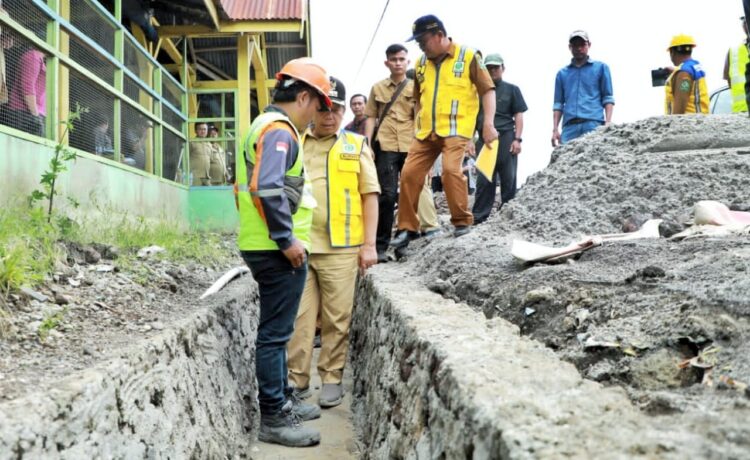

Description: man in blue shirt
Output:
[551,30,614,146]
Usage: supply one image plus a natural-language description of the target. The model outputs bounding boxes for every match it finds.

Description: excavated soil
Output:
[395,114,750,454]
[0,240,240,401]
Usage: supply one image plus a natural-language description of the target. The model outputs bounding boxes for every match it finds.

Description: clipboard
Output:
[475,141,498,181]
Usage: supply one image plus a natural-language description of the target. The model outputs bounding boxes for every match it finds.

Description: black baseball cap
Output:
[407,14,446,42]
[328,76,346,107]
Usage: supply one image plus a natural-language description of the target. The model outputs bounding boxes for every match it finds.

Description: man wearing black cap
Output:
[390,14,497,250]
[551,30,614,146]
[287,76,380,410]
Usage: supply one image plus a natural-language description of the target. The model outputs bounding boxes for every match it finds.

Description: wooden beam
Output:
[237,34,251,138]
[249,38,269,110]
[157,21,302,37]
[196,57,233,81]
[152,17,183,65]
[203,0,221,31]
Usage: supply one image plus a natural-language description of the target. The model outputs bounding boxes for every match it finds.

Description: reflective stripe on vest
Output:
[729,43,749,112]
[415,43,480,140]
[664,60,709,114]
[326,130,365,248]
[235,111,314,252]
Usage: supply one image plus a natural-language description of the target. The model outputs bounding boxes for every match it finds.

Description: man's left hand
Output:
[482,123,498,147]
[510,140,522,155]
[358,243,377,275]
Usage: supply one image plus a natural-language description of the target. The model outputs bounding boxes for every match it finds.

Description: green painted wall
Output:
[188,186,239,231]
[0,132,237,232]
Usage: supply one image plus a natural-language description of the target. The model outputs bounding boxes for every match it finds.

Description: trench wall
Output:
[350,266,710,459]
[0,282,259,459]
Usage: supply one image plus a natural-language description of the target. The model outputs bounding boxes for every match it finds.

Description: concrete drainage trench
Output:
[2,260,741,459]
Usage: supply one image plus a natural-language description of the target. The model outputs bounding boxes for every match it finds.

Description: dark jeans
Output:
[241,250,307,415]
[375,150,406,253]
[472,130,516,224]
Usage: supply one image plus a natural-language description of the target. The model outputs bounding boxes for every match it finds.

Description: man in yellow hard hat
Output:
[723,17,749,112]
[235,57,331,448]
[665,34,709,115]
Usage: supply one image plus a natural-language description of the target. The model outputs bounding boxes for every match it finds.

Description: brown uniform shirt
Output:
[303,130,380,254]
[413,41,495,109]
[364,78,416,153]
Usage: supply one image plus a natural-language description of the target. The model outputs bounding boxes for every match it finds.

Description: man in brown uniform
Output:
[287,77,379,408]
[365,43,439,262]
[190,122,212,185]
[390,15,497,250]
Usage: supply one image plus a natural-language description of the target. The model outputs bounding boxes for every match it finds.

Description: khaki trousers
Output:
[287,252,358,388]
[418,177,439,230]
[398,133,472,230]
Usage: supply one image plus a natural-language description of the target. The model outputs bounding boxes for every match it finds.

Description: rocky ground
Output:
[0,239,240,401]
[393,114,750,455]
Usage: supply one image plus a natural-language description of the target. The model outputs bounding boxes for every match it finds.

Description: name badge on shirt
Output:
[340,142,358,160]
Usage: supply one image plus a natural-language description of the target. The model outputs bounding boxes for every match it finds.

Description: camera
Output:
[651,68,671,87]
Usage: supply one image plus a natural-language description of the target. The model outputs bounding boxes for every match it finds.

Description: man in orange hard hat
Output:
[235,57,331,447]
[664,34,708,114]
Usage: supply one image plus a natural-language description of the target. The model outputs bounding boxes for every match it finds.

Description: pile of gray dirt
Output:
[397,114,750,455]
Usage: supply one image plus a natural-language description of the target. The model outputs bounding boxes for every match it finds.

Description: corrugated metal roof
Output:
[220,0,303,21]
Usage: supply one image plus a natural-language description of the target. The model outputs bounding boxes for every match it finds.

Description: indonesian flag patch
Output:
[276,141,289,153]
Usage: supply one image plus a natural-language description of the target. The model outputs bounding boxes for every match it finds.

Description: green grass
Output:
[38,307,67,342]
[0,204,234,295]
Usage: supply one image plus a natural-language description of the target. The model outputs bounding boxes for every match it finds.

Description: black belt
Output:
[566,118,588,125]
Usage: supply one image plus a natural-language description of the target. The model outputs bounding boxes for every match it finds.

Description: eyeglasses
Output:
[318,104,345,114]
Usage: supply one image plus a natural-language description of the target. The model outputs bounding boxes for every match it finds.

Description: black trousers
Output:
[472,129,517,224]
[375,150,406,253]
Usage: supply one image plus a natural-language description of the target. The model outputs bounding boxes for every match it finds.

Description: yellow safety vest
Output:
[236,111,315,252]
[415,43,480,140]
[324,130,366,248]
[665,59,709,115]
[729,43,749,112]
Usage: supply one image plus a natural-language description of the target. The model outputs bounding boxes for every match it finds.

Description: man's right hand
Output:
[551,128,561,147]
[281,239,307,268]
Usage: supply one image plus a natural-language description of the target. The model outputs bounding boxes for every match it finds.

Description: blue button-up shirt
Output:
[553,58,615,125]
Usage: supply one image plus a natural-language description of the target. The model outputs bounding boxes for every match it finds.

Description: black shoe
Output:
[377,250,389,263]
[453,225,471,238]
[390,230,419,249]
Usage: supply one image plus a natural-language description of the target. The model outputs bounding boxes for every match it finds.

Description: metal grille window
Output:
[162,127,185,183]
[66,66,115,159]
[162,104,182,132]
[121,102,153,173]
[2,0,47,41]
[162,75,182,111]
[124,74,153,112]
[70,0,115,55]
[0,36,47,137]
[65,30,115,86]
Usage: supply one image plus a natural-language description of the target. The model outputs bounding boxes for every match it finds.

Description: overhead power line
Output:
[354,0,390,83]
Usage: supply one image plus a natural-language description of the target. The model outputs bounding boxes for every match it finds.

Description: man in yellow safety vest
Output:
[723,16,749,113]
[390,14,497,251]
[287,76,380,409]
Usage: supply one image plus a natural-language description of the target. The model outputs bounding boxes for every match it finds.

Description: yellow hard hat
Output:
[667,34,697,51]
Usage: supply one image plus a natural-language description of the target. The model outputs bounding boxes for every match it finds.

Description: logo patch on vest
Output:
[342,143,356,154]
[453,61,465,74]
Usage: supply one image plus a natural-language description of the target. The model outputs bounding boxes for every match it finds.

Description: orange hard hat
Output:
[276,58,332,108]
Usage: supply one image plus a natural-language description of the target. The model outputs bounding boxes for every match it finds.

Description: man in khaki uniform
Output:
[190,122,212,185]
[364,44,439,263]
[287,77,379,408]
[207,125,228,185]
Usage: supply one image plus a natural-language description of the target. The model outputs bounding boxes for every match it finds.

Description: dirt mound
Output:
[399,114,750,455]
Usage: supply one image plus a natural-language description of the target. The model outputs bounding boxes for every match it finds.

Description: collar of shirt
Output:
[430,39,456,64]
[265,105,290,117]
[568,56,593,68]
[304,127,339,141]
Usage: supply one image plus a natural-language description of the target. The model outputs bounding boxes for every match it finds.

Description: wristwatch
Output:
[514,137,522,143]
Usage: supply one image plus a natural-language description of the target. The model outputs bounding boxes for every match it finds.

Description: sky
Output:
[309,0,745,184]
